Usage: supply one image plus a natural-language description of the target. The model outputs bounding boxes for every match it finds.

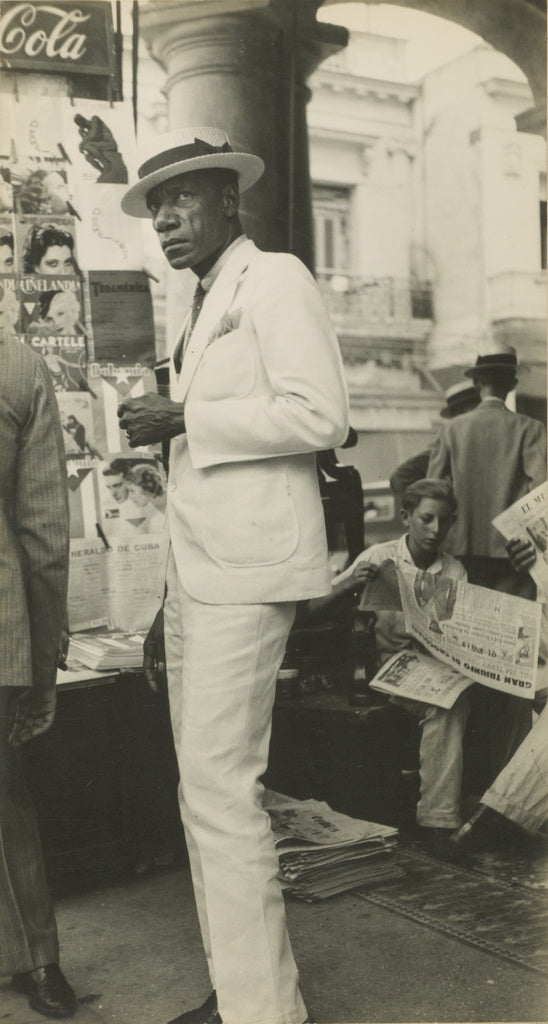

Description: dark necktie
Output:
[174,281,206,373]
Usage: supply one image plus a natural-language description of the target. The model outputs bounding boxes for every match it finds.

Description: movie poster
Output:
[10,97,79,219]
[61,98,137,187]
[14,213,80,276]
[96,453,167,539]
[0,273,20,339]
[66,453,98,540]
[19,274,88,391]
[0,96,14,216]
[0,221,16,273]
[1,92,163,637]
[56,391,102,458]
[74,184,145,270]
[88,270,155,365]
[60,97,144,270]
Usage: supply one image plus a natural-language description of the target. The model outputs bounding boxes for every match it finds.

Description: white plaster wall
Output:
[481,130,544,276]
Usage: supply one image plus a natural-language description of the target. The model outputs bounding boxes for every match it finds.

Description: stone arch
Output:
[321,0,546,131]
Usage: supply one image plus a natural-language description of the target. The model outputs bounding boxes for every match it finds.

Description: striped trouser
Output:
[0,688,59,976]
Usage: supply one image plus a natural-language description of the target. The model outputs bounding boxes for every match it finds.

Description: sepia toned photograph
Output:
[0,3,546,1024]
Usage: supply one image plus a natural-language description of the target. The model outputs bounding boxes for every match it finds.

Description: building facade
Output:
[133,19,546,487]
[307,30,546,485]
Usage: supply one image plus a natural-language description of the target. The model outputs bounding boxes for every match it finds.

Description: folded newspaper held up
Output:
[492,481,548,595]
[263,789,402,901]
[387,561,542,700]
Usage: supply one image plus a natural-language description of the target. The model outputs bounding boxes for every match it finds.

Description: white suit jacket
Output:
[166,238,349,603]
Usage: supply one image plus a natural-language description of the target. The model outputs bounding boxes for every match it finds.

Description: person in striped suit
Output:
[0,337,76,1018]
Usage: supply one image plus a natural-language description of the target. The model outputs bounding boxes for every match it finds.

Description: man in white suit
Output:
[118,128,349,1024]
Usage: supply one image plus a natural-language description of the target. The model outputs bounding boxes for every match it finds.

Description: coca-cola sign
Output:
[0,1,114,76]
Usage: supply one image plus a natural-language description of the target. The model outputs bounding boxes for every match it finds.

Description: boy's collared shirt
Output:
[342,533,466,665]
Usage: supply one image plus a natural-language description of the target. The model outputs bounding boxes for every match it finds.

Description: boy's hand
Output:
[506,536,537,574]
[350,561,379,587]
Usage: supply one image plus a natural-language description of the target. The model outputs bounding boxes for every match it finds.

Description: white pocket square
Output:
[209,308,242,343]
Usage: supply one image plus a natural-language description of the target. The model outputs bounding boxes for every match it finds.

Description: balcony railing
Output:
[488,271,546,322]
[316,272,433,325]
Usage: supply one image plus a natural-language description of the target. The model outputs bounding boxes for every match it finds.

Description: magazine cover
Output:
[14,213,80,276]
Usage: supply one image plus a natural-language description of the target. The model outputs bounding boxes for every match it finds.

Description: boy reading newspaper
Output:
[310,479,470,862]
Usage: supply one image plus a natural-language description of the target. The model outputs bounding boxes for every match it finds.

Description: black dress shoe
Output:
[419,826,470,864]
[166,991,218,1024]
[12,963,77,1018]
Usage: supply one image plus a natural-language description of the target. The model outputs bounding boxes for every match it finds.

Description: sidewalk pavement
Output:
[1,841,547,1024]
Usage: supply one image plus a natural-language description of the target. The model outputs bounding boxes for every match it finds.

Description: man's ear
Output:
[222,184,239,218]
[400,507,410,530]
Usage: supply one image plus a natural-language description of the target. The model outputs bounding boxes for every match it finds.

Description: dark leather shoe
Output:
[12,963,76,1018]
[420,826,471,864]
[166,991,218,1024]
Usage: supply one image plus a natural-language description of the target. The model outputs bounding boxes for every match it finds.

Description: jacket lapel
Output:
[171,239,256,402]
[169,313,190,393]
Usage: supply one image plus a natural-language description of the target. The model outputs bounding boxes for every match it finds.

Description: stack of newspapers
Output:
[68,631,146,671]
[264,790,402,901]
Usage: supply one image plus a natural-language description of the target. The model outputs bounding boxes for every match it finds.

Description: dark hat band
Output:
[139,138,233,179]
[472,353,517,369]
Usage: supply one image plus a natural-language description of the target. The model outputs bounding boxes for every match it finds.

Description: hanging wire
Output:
[286,10,297,255]
[132,0,139,133]
[115,0,123,101]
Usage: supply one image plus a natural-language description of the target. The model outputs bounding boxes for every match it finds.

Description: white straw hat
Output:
[121,127,264,219]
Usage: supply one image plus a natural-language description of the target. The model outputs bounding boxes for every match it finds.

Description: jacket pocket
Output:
[196,332,255,402]
[199,461,299,567]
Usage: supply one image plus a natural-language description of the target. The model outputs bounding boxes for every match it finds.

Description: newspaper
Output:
[394,562,542,698]
[263,790,402,900]
[264,789,397,849]
[69,631,147,671]
[369,649,472,709]
[67,534,166,632]
[492,483,548,596]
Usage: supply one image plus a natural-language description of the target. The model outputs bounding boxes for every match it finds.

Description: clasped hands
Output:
[117,394,186,449]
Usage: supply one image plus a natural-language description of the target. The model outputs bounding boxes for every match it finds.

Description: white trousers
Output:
[393,691,470,829]
[482,705,548,835]
[164,552,307,1024]
[416,692,470,829]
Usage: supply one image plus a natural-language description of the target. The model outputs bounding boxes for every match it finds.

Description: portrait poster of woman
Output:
[14,215,81,277]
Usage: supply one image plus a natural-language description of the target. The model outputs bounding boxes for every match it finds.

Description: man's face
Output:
[105,473,128,503]
[402,497,456,561]
[146,171,231,271]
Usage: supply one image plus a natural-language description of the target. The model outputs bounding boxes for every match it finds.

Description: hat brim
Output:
[440,402,476,418]
[464,362,521,378]
[121,153,265,218]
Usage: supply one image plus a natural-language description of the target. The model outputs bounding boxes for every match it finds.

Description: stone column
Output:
[139,0,347,270]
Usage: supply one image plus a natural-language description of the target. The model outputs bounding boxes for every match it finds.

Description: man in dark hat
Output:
[389,380,480,498]
[117,127,348,1024]
[427,350,546,780]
